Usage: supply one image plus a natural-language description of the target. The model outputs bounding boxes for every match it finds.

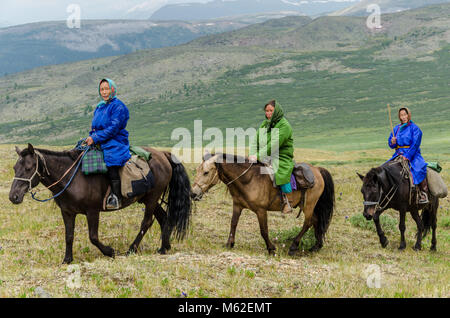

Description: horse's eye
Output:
[204,171,209,176]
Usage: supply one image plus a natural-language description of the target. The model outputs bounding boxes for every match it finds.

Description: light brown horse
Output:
[191,153,335,255]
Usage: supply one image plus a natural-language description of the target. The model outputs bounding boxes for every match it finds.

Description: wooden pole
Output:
[387,104,394,135]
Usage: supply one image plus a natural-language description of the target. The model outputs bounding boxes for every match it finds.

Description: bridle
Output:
[13,151,50,192]
[12,148,87,202]
[363,183,398,212]
[192,160,254,194]
[363,160,409,212]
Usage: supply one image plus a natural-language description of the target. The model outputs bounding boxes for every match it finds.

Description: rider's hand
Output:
[86,136,94,146]
[248,155,257,163]
[391,137,397,145]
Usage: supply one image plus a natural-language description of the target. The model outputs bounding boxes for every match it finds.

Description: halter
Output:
[363,159,409,212]
[13,151,49,192]
[12,144,89,202]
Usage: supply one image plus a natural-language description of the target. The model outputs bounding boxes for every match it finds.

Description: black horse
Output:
[9,144,192,264]
[358,160,439,251]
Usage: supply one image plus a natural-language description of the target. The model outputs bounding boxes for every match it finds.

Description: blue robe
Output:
[387,121,427,184]
[89,97,131,167]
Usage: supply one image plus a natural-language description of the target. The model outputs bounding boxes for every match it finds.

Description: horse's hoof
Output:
[126,249,136,256]
[62,258,73,264]
[309,245,322,253]
[413,245,422,251]
[225,242,235,249]
[268,249,276,256]
[430,246,437,252]
[158,247,167,255]
[380,238,389,248]
[288,248,298,256]
[398,244,406,251]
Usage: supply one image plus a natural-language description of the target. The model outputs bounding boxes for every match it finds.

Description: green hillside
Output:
[0,4,449,154]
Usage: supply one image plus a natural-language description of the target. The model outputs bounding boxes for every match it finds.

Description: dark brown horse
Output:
[9,143,191,263]
[358,160,439,251]
[191,153,335,255]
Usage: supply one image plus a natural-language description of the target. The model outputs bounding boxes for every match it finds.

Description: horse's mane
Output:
[20,147,81,161]
[206,152,266,167]
[363,166,383,184]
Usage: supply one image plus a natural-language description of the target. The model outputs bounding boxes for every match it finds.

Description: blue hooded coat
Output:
[89,78,131,167]
[387,121,427,185]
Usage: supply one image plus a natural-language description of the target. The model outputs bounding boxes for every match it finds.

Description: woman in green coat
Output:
[249,100,294,213]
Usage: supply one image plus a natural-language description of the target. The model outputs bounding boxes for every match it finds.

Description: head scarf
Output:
[398,107,412,132]
[264,100,284,132]
[97,78,117,107]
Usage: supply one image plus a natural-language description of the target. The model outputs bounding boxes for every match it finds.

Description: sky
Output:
[0,0,360,27]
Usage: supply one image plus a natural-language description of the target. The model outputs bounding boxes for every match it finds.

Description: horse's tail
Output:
[313,167,335,242]
[163,152,192,241]
[421,196,438,238]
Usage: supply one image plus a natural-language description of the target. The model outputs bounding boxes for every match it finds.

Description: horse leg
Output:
[430,211,437,251]
[430,200,438,251]
[310,221,324,252]
[226,203,243,249]
[86,211,115,258]
[153,204,171,253]
[410,208,423,251]
[398,210,406,250]
[373,211,388,248]
[61,210,76,264]
[256,210,276,255]
[128,202,158,255]
[288,220,312,256]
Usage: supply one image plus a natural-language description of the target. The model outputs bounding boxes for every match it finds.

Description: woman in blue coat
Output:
[86,78,131,210]
[388,107,428,203]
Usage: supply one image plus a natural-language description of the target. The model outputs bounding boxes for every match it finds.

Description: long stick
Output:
[387,103,394,135]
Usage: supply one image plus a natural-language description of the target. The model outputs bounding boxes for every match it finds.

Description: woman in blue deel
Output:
[388,107,428,204]
[85,78,131,210]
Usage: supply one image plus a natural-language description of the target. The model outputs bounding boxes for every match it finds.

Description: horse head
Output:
[9,143,42,204]
[357,167,388,220]
[191,153,220,201]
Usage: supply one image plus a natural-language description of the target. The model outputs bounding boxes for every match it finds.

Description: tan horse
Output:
[191,153,335,255]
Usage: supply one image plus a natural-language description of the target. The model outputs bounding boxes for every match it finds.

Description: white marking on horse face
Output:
[193,155,220,194]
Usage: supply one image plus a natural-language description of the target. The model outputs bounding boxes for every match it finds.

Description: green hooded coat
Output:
[250,101,294,185]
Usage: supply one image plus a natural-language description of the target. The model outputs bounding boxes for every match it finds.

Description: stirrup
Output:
[419,192,429,204]
[106,194,121,210]
[281,194,293,214]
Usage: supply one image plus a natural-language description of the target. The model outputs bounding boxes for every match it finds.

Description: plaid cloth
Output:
[82,146,108,175]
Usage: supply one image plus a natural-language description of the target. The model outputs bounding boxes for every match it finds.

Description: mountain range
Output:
[0,3,449,151]
[0,15,295,76]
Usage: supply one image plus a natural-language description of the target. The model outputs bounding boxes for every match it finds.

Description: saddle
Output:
[293,163,315,189]
[293,163,315,216]
[261,162,316,215]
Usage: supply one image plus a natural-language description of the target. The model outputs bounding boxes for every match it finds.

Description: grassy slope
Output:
[0,144,448,297]
[0,4,449,152]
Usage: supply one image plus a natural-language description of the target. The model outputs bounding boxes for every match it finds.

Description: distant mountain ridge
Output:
[0,14,299,76]
[151,0,361,20]
[331,0,450,16]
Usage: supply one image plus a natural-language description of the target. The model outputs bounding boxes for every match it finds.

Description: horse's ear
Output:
[203,150,213,162]
[15,146,22,156]
[27,143,35,155]
[356,172,365,181]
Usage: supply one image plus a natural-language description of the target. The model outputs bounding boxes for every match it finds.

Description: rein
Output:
[363,160,409,211]
[13,143,90,203]
[225,162,254,186]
